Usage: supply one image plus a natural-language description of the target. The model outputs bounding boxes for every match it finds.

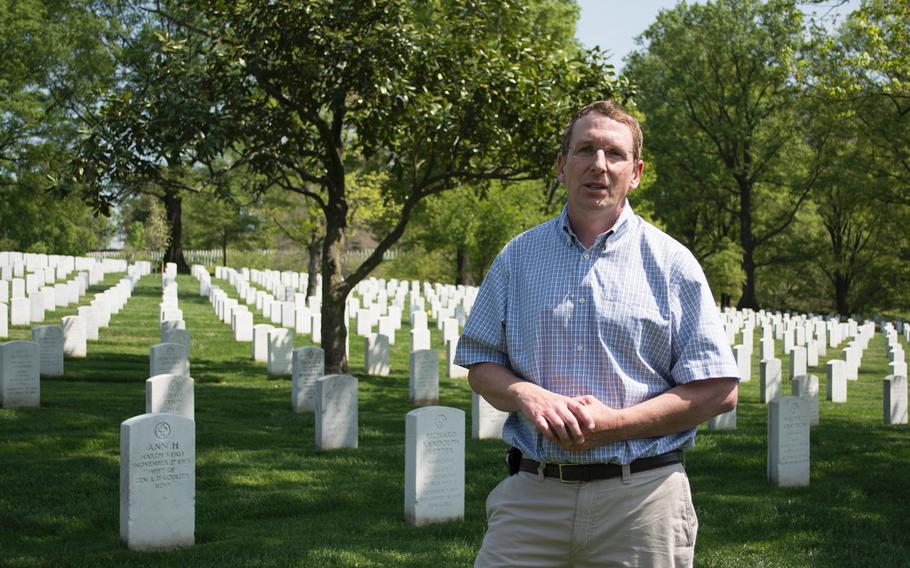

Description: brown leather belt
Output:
[518,450,683,483]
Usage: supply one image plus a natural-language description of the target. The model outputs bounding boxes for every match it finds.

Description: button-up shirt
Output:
[454,202,739,465]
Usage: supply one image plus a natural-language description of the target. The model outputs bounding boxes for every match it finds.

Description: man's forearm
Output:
[467,362,542,413]
[581,377,738,447]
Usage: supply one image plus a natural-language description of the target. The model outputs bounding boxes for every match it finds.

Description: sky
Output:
[574,0,861,71]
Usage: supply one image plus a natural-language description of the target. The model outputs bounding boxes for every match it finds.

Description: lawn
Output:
[1,272,908,567]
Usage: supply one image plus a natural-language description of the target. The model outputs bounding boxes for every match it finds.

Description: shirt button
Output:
[576,345,583,352]
[578,298,585,304]
[583,254,590,260]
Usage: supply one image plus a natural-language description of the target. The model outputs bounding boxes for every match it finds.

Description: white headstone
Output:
[32,325,64,377]
[883,375,908,425]
[364,334,390,376]
[442,318,459,345]
[161,329,191,355]
[356,309,374,337]
[251,324,274,363]
[149,343,190,378]
[760,358,781,404]
[734,345,751,382]
[767,397,811,487]
[409,349,439,405]
[378,316,396,345]
[11,278,25,299]
[146,374,195,420]
[281,301,296,329]
[160,308,183,324]
[843,346,859,381]
[791,375,819,426]
[311,314,321,345]
[315,374,358,450]
[77,306,99,341]
[708,407,737,430]
[40,286,56,312]
[10,297,29,325]
[412,310,428,331]
[294,307,312,335]
[760,337,774,361]
[789,346,807,379]
[446,338,468,379]
[267,328,294,376]
[0,303,7,338]
[292,346,324,412]
[471,391,508,440]
[411,328,431,352]
[826,360,847,403]
[120,413,195,550]
[0,340,40,407]
[61,315,87,358]
[160,319,186,341]
[806,339,819,367]
[234,311,253,342]
[404,406,465,526]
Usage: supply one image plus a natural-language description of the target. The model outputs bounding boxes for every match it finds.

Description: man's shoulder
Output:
[500,216,562,258]
[634,216,698,266]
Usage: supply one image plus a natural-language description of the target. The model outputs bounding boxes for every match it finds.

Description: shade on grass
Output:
[1,273,908,567]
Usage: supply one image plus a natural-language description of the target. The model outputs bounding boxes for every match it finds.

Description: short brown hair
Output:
[560,100,643,163]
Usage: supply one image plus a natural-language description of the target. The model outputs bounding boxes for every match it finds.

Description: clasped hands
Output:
[516,387,622,452]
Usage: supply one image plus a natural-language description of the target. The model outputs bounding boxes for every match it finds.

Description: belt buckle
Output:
[557,463,582,483]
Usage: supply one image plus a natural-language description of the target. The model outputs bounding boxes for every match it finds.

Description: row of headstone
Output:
[132,372,468,533]
[6,274,139,380]
[0,252,143,333]
[200,264,474,381]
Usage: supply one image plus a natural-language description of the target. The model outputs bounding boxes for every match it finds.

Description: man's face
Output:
[557,112,644,220]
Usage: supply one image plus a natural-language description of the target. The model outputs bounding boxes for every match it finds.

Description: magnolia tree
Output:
[200,0,620,372]
[67,0,620,372]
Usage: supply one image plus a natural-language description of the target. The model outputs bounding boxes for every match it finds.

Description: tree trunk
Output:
[736,179,758,309]
[306,236,322,298]
[221,231,228,267]
[455,245,474,286]
[161,189,190,273]
[834,272,850,316]
[322,200,349,373]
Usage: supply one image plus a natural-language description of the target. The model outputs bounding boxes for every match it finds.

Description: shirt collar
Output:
[557,200,635,250]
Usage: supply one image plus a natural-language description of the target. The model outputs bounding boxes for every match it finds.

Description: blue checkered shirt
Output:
[455,202,739,465]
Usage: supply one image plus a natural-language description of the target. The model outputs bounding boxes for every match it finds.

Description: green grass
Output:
[1,273,909,567]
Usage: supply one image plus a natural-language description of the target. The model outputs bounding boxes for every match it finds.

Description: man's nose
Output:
[590,149,608,171]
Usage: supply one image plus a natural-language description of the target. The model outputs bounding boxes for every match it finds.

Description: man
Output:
[454,100,739,567]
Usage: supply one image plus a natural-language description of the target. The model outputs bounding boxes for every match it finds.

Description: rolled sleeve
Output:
[454,253,512,369]
[669,252,740,384]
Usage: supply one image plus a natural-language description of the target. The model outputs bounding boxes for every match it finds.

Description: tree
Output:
[835,0,910,204]
[0,0,117,253]
[183,189,265,267]
[188,0,619,372]
[625,0,824,309]
[62,7,243,273]
[397,181,553,285]
[796,0,910,314]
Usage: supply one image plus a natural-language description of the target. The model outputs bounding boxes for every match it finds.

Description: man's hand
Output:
[557,395,622,451]
[514,385,597,447]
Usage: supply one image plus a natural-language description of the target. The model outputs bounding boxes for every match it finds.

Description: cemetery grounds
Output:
[1,272,909,567]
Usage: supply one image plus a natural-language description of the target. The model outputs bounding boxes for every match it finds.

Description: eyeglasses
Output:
[569,144,633,164]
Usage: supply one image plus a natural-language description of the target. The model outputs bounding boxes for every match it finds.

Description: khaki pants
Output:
[475,463,697,568]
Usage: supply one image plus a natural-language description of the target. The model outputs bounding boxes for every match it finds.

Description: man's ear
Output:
[556,153,566,184]
[629,160,645,189]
